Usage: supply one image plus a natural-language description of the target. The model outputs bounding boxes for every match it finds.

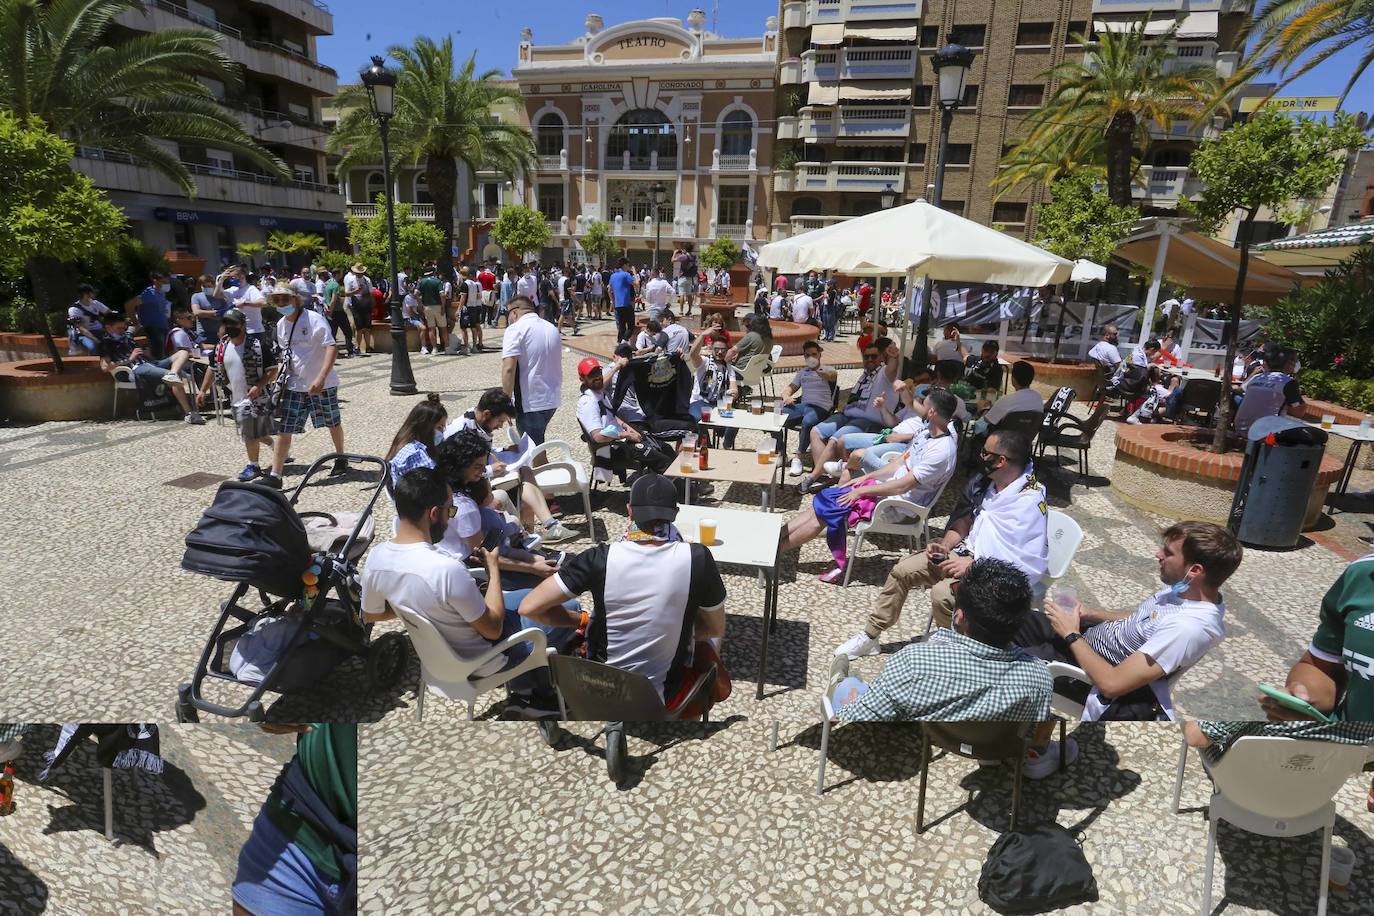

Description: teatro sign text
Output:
[617,35,669,51]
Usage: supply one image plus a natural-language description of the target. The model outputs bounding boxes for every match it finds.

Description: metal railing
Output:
[247,39,337,76]
[347,202,435,219]
[222,97,327,131]
[717,154,752,170]
[146,0,242,39]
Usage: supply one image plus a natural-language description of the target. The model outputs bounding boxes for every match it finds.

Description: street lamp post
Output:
[361,55,417,396]
[650,181,667,273]
[912,37,974,374]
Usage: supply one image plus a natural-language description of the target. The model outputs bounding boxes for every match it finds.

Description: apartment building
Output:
[73,0,344,274]
[510,11,778,266]
[772,0,1251,241]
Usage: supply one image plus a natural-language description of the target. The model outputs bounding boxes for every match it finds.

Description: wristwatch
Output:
[1064,632,1083,647]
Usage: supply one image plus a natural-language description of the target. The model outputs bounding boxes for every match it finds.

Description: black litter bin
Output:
[1227,415,1328,548]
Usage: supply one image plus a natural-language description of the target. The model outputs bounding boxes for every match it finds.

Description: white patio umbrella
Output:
[1070,259,1107,284]
[758,199,1074,361]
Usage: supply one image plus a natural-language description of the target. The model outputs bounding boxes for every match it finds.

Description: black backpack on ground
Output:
[182,482,311,599]
[978,823,1098,914]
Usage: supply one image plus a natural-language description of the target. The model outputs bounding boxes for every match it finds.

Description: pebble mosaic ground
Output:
[1,313,1370,724]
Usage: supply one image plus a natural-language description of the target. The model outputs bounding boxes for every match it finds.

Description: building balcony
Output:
[773,214,855,240]
[1132,166,1202,207]
[226,101,329,154]
[795,161,905,194]
[346,202,436,221]
[709,221,753,241]
[777,116,800,141]
[801,106,912,141]
[804,47,916,82]
[780,58,804,85]
[1216,50,1241,80]
[712,149,756,172]
[808,0,922,25]
[537,151,568,171]
[603,151,679,172]
[241,0,333,34]
[782,0,806,30]
[773,170,796,193]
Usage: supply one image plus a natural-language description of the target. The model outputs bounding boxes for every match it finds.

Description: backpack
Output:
[181,481,312,599]
[978,823,1098,914]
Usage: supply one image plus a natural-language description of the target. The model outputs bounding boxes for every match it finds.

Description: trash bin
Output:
[1227,415,1328,548]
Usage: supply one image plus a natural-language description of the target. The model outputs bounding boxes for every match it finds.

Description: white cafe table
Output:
[667,447,781,510]
[700,408,791,466]
[1304,422,1374,496]
[675,503,785,700]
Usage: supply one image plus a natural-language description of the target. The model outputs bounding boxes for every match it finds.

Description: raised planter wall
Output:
[0,357,127,422]
[1020,359,1100,404]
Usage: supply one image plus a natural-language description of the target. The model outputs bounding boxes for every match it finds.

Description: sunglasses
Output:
[979,448,1007,462]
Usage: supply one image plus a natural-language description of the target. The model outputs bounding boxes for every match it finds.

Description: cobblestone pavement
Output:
[0,724,291,915]
[359,720,1374,914]
[0,313,1368,723]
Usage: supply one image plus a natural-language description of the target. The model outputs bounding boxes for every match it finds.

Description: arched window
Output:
[414,172,432,204]
[364,171,385,202]
[608,108,677,167]
[791,196,822,217]
[720,110,753,157]
[536,113,564,157]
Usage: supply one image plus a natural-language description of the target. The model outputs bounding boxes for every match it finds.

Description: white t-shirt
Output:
[576,389,617,436]
[769,294,785,320]
[1129,345,1151,368]
[228,284,266,333]
[167,326,196,353]
[275,308,338,393]
[501,312,562,412]
[966,469,1049,594]
[844,366,895,425]
[984,388,1045,425]
[517,272,538,300]
[933,338,964,362]
[792,294,813,324]
[68,299,110,333]
[465,279,483,309]
[888,430,958,507]
[434,492,485,562]
[1087,340,1121,368]
[662,322,691,354]
[221,338,249,403]
[360,541,502,676]
[1081,588,1226,720]
[644,278,672,308]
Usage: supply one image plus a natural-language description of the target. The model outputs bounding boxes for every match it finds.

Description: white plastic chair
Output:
[1045,509,1084,580]
[1045,659,1192,721]
[390,604,549,721]
[528,439,599,542]
[738,352,773,406]
[764,344,784,398]
[1173,733,1372,916]
[843,482,947,588]
[110,366,146,420]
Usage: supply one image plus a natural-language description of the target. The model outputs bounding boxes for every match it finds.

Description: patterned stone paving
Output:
[0,312,1369,723]
[358,720,1374,914]
[0,724,291,915]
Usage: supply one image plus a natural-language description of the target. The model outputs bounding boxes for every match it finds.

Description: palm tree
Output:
[1249,0,1374,103]
[993,129,1107,200]
[329,36,536,273]
[0,0,288,193]
[1006,20,1222,210]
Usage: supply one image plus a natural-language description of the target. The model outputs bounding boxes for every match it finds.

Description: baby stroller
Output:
[175,453,408,722]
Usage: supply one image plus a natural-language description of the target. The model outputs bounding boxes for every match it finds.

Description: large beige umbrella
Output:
[758,199,1074,359]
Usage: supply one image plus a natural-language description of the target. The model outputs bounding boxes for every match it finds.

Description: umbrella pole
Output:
[898,269,918,377]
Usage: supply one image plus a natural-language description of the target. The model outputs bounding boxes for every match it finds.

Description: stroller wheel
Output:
[366,632,410,690]
[605,722,626,786]
[537,720,561,747]
[175,683,200,723]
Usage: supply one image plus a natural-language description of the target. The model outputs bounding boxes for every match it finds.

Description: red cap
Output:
[577,357,602,379]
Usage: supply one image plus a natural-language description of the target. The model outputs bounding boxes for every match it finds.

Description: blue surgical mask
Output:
[279,304,297,317]
[159,283,171,293]
[433,430,443,446]
[202,286,215,296]
[1170,571,1196,596]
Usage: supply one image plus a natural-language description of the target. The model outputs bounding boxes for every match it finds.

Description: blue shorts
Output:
[280,387,342,434]
[232,806,346,916]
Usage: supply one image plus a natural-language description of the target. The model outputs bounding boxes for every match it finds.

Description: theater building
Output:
[501,11,779,266]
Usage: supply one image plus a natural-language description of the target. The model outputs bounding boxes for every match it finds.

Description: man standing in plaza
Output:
[501,295,563,445]
[610,258,638,343]
[343,262,375,358]
[644,268,673,321]
[673,242,698,317]
[476,260,498,326]
[267,282,346,487]
[416,265,446,356]
[128,270,172,359]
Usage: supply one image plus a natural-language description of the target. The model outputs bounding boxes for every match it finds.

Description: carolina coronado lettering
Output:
[617,35,669,50]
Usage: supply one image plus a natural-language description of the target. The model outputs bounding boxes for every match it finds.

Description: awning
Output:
[808,82,839,105]
[810,23,844,45]
[1176,11,1218,39]
[844,23,920,42]
[1093,15,1175,36]
[837,80,912,101]
[1114,220,1310,307]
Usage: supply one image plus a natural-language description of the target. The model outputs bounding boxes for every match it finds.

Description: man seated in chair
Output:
[835,429,1047,661]
[518,473,727,706]
[97,312,205,424]
[830,557,1051,722]
[797,338,899,492]
[361,468,575,716]
[1015,520,1241,727]
[778,390,960,585]
[972,360,1043,438]
[574,357,674,476]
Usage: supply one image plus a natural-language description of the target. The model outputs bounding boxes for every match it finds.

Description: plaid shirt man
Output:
[838,629,1052,722]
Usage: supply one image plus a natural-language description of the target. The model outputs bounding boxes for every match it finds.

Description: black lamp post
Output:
[361,55,417,396]
[879,182,897,211]
[912,36,974,372]
[650,180,667,272]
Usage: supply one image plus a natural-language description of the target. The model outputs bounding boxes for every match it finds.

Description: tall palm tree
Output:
[993,129,1107,200]
[1006,20,1223,210]
[1249,0,1374,103]
[0,0,288,192]
[329,36,536,273]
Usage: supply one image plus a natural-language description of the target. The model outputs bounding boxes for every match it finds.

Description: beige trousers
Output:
[866,553,956,639]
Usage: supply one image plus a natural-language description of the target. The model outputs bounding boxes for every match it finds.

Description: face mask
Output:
[805,356,820,370]
[202,287,215,296]
[279,304,297,317]
[1292,360,1301,374]
[978,454,1001,476]
[159,284,171,293]
[433,430,443,446]
[227,279,241,289]
[1170,571,1196,596]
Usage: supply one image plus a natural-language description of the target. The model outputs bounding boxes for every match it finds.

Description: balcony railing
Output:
[802,106,911,140]
[782,0,806,29]
[804,47,916,82]
[146,0,241,39]
[776,116,800,141]
[714,224,750,240]
[608,152,678,171]
[222,97,327,131]
[537,151,567,170]
[713,149,756,171]
[247,39,337,76]
[347,202,436,220]
[807,0,922,25]
[796,161,905,193]
[787,214,855,236]
[1132,166,1201,205]
[780,58,803,85]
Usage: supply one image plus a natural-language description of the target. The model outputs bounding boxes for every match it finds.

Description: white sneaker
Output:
[541,522,578,544]
[788,457,804,477]
[1126,415,1141,425]
[0,737,21,763]
[419,347,430,355]
[162,371,182,384]
[834,631,880,660]
[1026,737,1078,780]
[822,460,843,477]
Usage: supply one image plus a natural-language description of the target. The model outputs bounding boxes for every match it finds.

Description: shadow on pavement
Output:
[539,718,746,791]
[0,843,49,916]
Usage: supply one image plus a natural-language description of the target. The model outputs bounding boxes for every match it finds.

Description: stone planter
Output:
[1022,358,1100,404]
[701,299,740,332]
[763,319,820,357]
[0,356,125,422]
[1112,423,1344,531]
[366,325,423,355]
[0,332,64,363]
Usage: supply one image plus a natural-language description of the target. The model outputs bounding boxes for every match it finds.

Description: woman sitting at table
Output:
[778,390,960,584]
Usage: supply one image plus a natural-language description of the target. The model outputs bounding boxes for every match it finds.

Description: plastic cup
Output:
[701,406,711,422]
[679,452,695,473]
[1053,585,1080,612]
[1321,414,1335,430]
[1329,845,1355,891]
[757,443,772,465]
[699,518,717,546]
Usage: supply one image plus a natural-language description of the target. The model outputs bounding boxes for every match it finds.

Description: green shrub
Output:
[1264,246,1374,381]
[1298,369,1374,414]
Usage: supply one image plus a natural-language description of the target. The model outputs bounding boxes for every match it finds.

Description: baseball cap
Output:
[220,308,246,327]
[628,473,678,525]
[576,357,602,380]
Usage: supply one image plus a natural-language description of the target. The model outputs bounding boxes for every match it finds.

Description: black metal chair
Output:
[917,721,1034,833]
[1175,378,1223,427]
[1104,365,1150,417]
[994,410,1045,450]
[1039,401,1111,477]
